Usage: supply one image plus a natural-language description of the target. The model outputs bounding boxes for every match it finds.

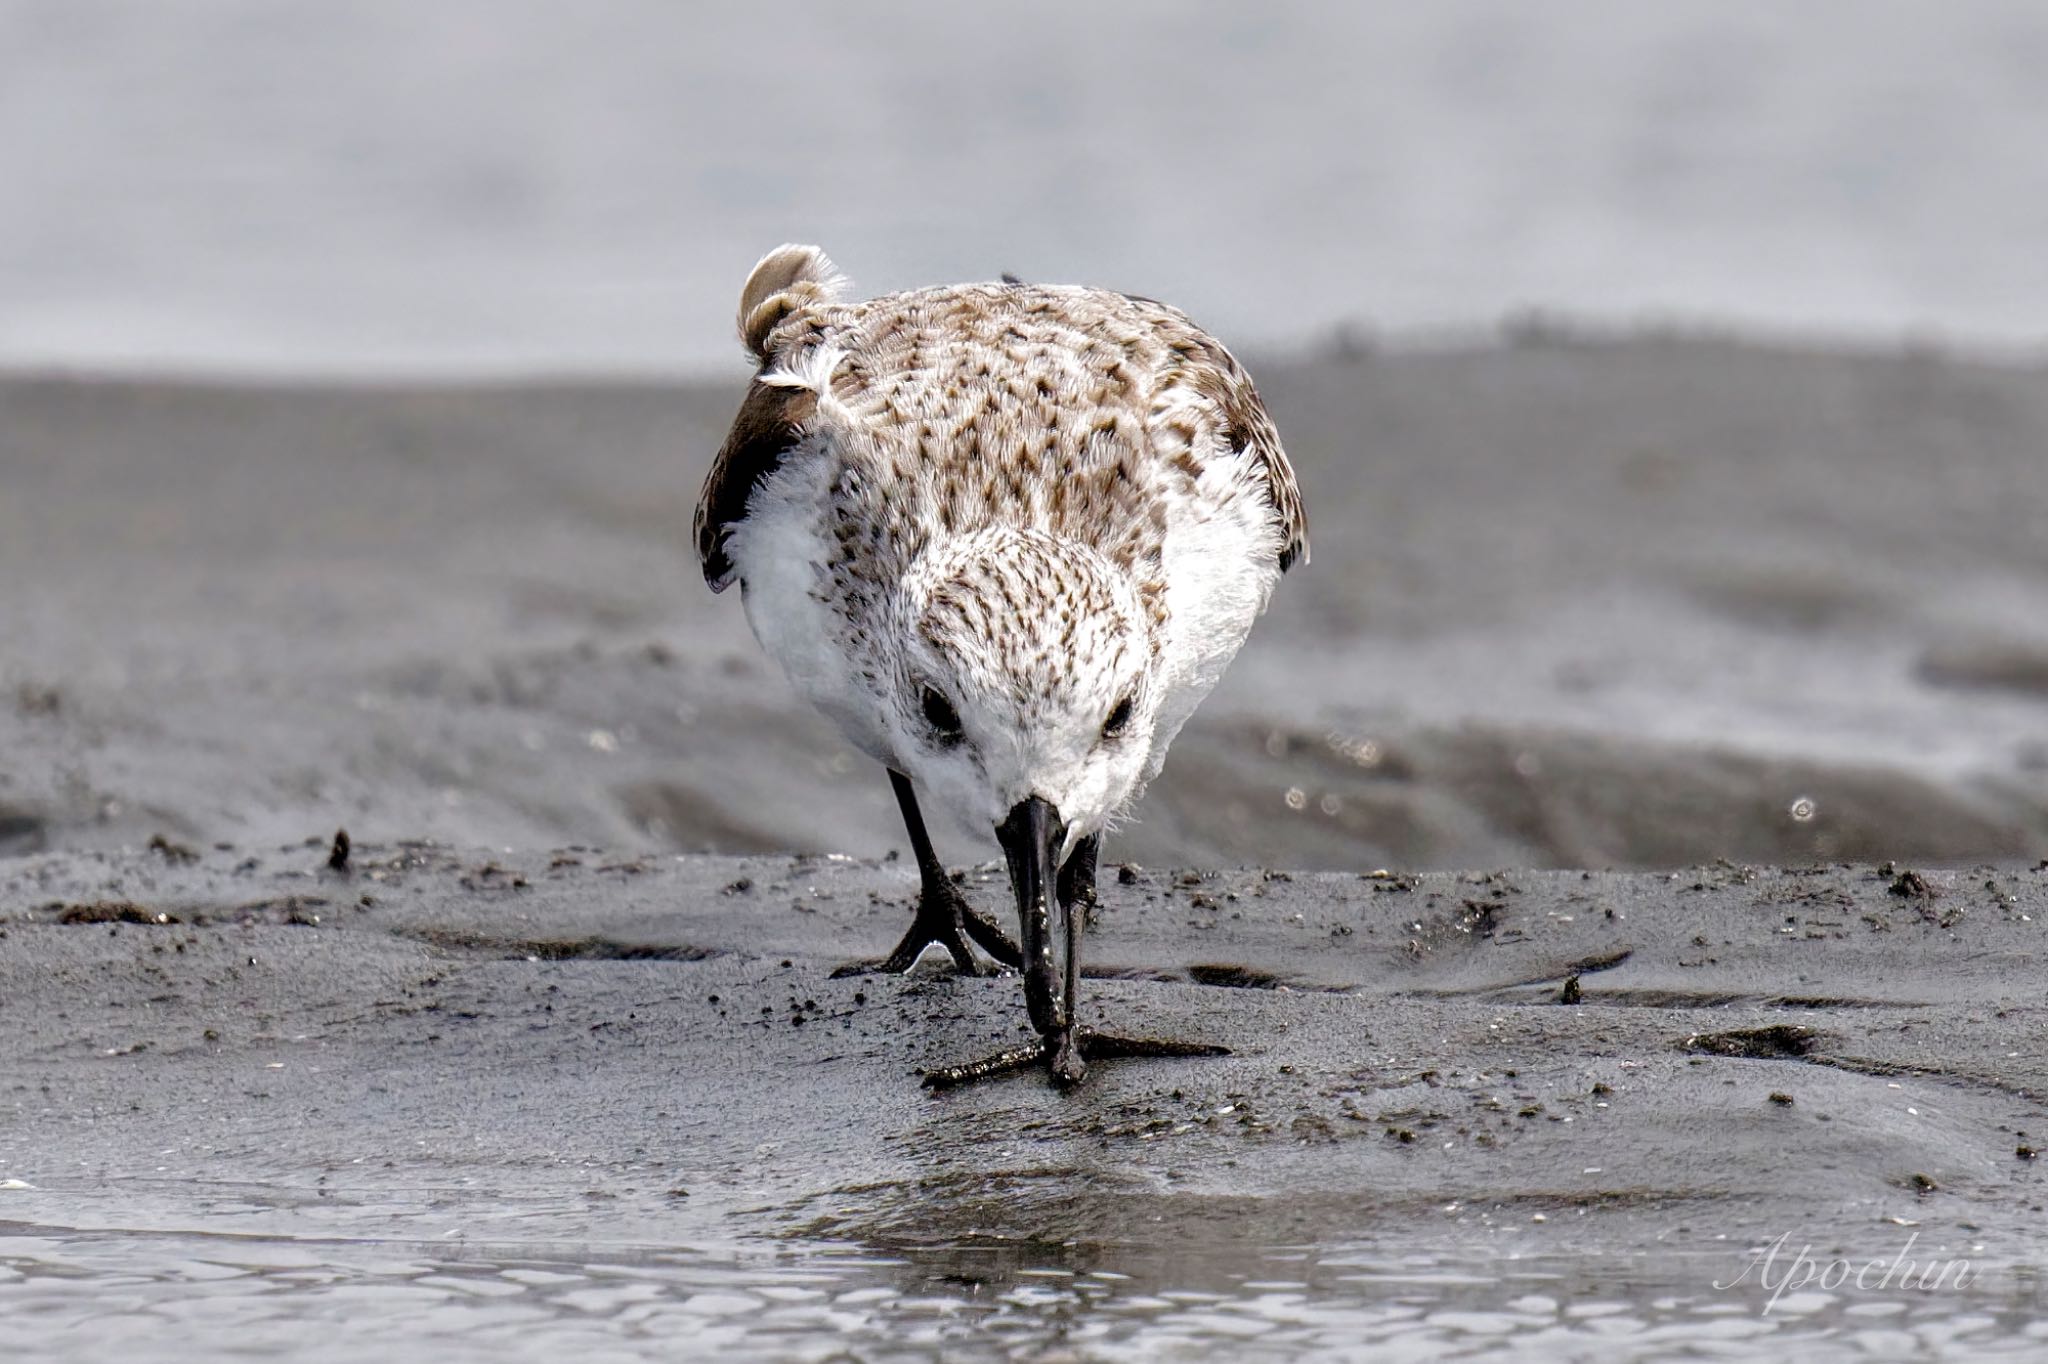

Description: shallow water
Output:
[5,1220,2043,1362]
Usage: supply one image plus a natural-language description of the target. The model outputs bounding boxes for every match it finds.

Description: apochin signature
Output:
[1716,1232,1980,1314]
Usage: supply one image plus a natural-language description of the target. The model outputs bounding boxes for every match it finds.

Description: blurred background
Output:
[3,1,2046,870]
[8,1,2048,373]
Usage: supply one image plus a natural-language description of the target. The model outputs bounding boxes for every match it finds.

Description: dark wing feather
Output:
[694,380,815,592]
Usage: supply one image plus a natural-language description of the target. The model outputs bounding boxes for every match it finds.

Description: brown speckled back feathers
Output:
[695,248,1306,600]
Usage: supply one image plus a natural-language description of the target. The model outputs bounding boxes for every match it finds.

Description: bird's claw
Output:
[829,887,1021,978]
[921,1028,1229,1090]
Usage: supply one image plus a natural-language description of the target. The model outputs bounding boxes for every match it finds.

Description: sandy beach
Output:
[3,342,2047,1355]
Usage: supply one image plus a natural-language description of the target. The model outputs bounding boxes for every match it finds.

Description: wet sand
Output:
[3,841,2046,1356]
[9,839,2046,1248]
[3,344,2047,1354]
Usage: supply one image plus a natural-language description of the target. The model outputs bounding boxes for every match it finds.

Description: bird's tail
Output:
[736,244,847,362]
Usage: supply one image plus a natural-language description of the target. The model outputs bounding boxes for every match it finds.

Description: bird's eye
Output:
[1101,694,1135,742]
[921,686,964,745]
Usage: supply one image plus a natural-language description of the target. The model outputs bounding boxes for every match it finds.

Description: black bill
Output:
[996,795,1065,1036]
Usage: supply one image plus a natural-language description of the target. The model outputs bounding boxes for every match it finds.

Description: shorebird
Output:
[695,245,1305,1086]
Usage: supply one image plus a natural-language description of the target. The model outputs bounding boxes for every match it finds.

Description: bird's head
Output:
[887,527,1157,1027]
[886,525,1158,874]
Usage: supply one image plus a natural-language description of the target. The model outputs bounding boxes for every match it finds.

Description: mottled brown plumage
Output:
[695,259,1306,599]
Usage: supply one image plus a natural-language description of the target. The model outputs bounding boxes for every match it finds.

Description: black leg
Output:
[1047,835,1098,1085]
[831,771,1021,978]
[1056,833,1099,917]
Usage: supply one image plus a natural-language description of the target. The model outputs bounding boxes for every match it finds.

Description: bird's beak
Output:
[996,795,1066,1036]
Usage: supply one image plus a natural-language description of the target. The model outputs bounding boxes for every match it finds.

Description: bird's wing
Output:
[694,379,815,592]
[696,244,849,592]
[1198,341,1308,574]
[1123,295,1308,573]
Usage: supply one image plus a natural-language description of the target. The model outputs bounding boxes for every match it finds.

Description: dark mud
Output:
[4,843,2044,1266]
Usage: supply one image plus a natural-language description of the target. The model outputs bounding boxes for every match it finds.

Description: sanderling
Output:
[696,244,1306,1086]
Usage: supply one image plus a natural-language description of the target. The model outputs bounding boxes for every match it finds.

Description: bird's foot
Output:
[829,881,1022,978]
[921,1028,1230,1090]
